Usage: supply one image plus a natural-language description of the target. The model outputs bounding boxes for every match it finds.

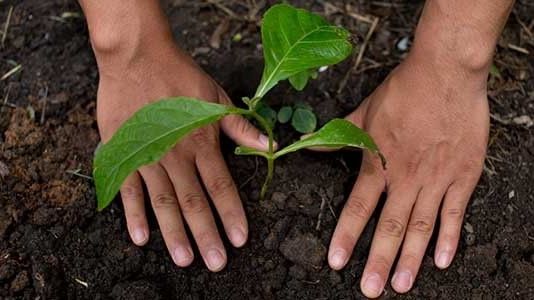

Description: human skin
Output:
[326,0,514,297]
[78,0,272,272]
[78,0,514,295]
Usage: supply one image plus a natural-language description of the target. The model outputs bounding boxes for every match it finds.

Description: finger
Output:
[121,172,149,246]
[434,178,477,269]
[217,91,274,151]
[162,155,227,272]
[220,114,274,151]
[196,148,248,247]
[360,185,419,298]
[391,185,447,293]
[139,164,193,267]
[328,154,385,270]
[345,99,368,128]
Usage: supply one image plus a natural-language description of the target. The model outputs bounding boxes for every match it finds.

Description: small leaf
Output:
[288,70,312,91]
[255,4,353,98]
[257,103,277,127]
[93,98,234,210]
[291,108,317,133]
[277,106,293,123]
[275,119,385,167]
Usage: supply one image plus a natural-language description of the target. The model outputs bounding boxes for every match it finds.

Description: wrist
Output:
[408,0,513,81]
[410,26,495,77]
[81,0,176,72]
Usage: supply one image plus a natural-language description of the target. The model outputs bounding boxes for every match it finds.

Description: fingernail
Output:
[132,228,147,244]
[206,249,226,271]
[259,134,270,149]
[329,249,348,269]
[361,273,384,298]
[392,271,413,293]
[173,246,193,266]
[229,226,247,247]
[436,251,451,269]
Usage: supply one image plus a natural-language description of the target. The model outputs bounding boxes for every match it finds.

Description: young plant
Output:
[93,4,385,210]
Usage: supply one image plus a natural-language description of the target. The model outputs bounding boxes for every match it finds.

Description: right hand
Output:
[93,36,269,272]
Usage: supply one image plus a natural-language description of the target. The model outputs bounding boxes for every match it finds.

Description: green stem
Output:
[261,156,274,199]
[232,106,276,200]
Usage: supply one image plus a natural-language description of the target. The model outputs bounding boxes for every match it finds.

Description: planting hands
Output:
[329,56,489,297]
[82,0,269,272]
[326,0,513,297]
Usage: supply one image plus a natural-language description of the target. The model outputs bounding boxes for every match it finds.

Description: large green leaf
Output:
[93,98,234,210]
[274,119,385,166]
[254,4,353,99]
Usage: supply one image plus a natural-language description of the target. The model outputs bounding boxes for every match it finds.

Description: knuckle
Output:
[404,155,422,178]
[344,196,373,220]
[208,176,234,196]
[180,192,208,215]
[189,127,218,147]
[121,185,142,202]
[400,252,421,266]
[443,208,464,224]
[151,192,178,209]
[193,230,216,247]
[408,217,434,234]
[368,255,391,274]
[233,116,252,136]
[378,217,405,238]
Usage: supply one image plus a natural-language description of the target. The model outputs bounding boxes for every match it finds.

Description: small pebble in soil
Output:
[279,231,326,270]
[263,217,291,250]
[10,270,29,293]
[271,191,287,209]
[466,233,476,246]
[0,260,17,281]
[264,259,275,271]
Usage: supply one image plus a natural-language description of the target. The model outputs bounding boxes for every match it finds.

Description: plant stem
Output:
[233,106,276,200]
[249,110,277,200]
[261,156,274,199]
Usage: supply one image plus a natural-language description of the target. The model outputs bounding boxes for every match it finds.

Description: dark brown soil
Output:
[1,1,533,299]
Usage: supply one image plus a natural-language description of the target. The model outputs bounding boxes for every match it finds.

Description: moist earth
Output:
[1,0,533,299]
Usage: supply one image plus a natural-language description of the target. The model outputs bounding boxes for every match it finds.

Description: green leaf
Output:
[254,4,353,98]
[291,108,317,133]
[257,103,278,127]
[277,106,293,123]
[288,70,312,91]
[93,97,234,210]
[275,119,385,166]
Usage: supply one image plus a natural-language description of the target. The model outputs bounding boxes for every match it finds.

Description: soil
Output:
[1,0,533,299]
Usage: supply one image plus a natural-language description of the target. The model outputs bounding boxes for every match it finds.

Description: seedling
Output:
[93,4,385,210]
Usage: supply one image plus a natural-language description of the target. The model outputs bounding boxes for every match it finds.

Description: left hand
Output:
[327,53,489,297]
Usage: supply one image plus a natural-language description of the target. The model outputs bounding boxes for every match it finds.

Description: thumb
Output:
[220,114,275,151]
[216,88,276,151]
[344,98,368,128]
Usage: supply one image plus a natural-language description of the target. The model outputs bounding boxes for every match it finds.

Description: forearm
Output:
[410,0,514,83]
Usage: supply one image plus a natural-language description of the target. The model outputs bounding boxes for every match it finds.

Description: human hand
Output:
[327,53,490,296]
[94,39,269,272]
